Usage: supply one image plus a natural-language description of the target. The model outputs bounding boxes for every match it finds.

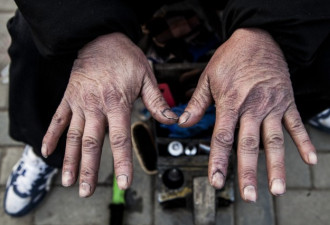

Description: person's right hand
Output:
[41,33,178,197]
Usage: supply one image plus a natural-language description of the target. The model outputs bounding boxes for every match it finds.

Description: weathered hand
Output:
[179,28,317,202]
[42,33,177,197]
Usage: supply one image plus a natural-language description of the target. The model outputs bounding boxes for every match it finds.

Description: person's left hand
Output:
[179,28,317,202]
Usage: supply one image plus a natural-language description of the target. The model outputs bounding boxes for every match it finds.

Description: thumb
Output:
[178,73,212,127]
[140,73,178,125]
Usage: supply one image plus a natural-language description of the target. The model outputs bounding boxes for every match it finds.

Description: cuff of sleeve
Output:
[222,0,330,68]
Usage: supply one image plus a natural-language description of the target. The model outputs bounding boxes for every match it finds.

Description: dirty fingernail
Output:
[161,108,178,120]
[79,182,91,197]
[62,171,73,187]
[41,144,48,158]
[117,175,129,190]
[271,179,286,196]
[243,185,257,202]
[178,111,191,125]
[308,152,317,165]
[211,171,225,189]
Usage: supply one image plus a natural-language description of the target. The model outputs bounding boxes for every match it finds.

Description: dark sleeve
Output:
[223,0,330,70]
[14,0,144,58]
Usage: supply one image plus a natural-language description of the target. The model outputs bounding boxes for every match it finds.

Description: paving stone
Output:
[123,139,153,225]
[0,149,2,174]
[283,129,312,188]
[234,153,275,225]
[35,186,111,225]
[0,0,17,11]
[306,124,330,152]
[216,205,234,225]
[0,187,34,225]
[0,82,8,109]
[98,136,113,184]
[276,190,330,225]
[0,146,24,185]
[0,13,13,70]
[312,153,330,188]
[0,111,23,146]
[48,127,150,224]
[123,169,153,224]
[154,178,234,225]
[154,201,194,225]
[154,190,234,225]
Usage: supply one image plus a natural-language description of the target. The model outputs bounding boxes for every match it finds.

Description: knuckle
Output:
[52,112,65,126]
[271,162,285,172]
[103,88,131,112]
[114,160,132,171]
[226,107,239,118]
[82,136,100,153]
[240,168,257,181]
[265,133,284,149]
[83,92,100,105]
[147,96,166,117]
[63,155,77,167]
[110,131,130,150]
[213,129,234,149]
[148,93,165,108]
[210,156,229,170]
[302,138,312,145]
[67,129,83,144]
[239,136,259,155]
[83,93,103,114]
[289,118,304,132]
[190,95,208,109]
[81,166,98,178]
[102,88,118,109]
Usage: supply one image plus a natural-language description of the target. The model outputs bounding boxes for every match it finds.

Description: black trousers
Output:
[7,12,330,168]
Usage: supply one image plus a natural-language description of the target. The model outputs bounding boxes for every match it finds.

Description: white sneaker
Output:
[3,145,58,217]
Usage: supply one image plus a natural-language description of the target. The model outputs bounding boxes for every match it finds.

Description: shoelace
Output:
[14,155,48,195]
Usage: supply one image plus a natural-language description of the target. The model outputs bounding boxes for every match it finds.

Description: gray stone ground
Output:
[1,2,330,225]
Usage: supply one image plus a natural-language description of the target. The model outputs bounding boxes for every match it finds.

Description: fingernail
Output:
[79,182,91,197]
[178,111,191,125]
[308,152,318,165]
[117,175,129,190]
[62,171,73,187]
[41,144,48,158]
[161,108,178,120]
[271,179,286,196]
[243,185,257,202]
[211,171,225,189]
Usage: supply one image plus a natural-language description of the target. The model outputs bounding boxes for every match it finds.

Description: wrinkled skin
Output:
[43,28,317,201]
[179,28,317,202]
[42,33,178,197]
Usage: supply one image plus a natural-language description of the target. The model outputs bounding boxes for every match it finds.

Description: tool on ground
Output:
[109,175,126,225]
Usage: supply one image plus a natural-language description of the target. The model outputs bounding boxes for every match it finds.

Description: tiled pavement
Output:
[1,2,330,225]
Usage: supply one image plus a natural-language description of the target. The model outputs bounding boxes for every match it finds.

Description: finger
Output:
[62,111,85,187]
[262,114,286,196]
[178,74,212,127]
[283,105,317,165]
[141,73,178,125]
[237,116,261,202]
[42,99,72,158]
[107,108,133,190]
[209,108,238,190]
[79,113,106,197]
